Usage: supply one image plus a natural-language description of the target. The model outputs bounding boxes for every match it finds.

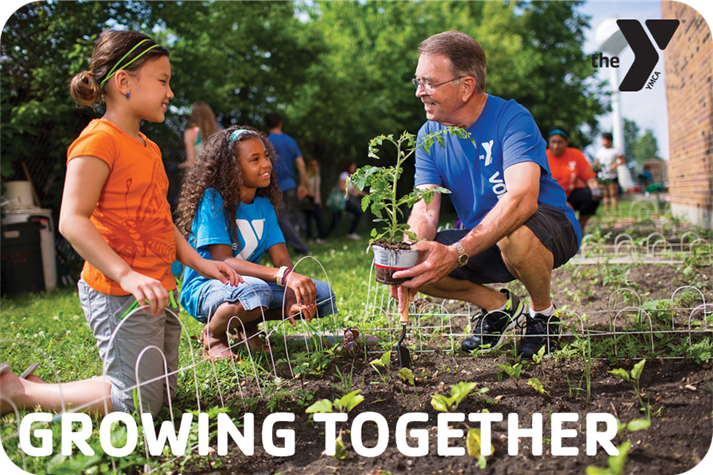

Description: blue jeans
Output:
[194,276,337,323]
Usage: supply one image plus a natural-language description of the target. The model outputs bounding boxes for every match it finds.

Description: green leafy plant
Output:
[527,377,550,396]
[431,382,492,467]
[609,359,648,413]
[349,127,472,243]
[305,390,365,460]
[495,362,522,389]
[586,441,632,475]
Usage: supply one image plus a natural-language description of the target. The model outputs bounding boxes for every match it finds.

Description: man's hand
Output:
[389,285,418,314]
[391,240,459,290]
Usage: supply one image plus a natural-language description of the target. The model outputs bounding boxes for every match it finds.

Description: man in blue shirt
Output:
[392,31,581,358]
[266,113,311,255]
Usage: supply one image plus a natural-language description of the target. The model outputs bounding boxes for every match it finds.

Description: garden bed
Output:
[182,259,712,475]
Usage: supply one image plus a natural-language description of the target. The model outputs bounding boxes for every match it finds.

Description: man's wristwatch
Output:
[454,241,469,267]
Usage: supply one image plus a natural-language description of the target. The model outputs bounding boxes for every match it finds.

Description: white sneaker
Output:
[346,233,361,240]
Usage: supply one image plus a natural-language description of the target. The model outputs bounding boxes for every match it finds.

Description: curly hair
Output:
[176,125,282,243]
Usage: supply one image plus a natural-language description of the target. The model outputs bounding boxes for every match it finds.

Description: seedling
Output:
[431,381,477,413]
[527,377,550,397]
[585,441,632,475]
[495,362,522,389]
[608,359,648,413]
[431,382,493,466]
[350,128,471,244]
[305,390,365,460]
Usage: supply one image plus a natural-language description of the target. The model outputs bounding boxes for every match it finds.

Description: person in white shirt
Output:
[594,133,625,212]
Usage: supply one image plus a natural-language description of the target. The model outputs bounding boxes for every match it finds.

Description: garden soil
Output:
[187,263,712,475]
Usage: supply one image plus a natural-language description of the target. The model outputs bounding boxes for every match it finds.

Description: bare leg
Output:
[208,302,268,352]
[419,278,506,311]
[578,214,592,234]
[607,182,619,212]
[1,372,112,416]
[498,225,554,312]
[418,225,553,312]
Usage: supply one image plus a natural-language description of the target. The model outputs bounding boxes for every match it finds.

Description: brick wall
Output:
[663,1,713,229]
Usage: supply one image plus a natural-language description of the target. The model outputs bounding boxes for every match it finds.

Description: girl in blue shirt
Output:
[177,126,336,358]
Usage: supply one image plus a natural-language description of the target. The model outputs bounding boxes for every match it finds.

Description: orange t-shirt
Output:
[546,147,597,197]
[67,119,176,295]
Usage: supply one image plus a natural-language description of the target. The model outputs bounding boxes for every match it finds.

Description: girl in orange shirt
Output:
[1,30,240,417]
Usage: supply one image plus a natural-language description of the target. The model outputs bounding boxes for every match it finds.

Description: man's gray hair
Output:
[418,31,487,94]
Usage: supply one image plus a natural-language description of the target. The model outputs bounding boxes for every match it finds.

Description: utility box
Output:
[1,221,44,296]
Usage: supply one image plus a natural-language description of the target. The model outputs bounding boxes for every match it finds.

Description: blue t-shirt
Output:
[414,95,581,245]
[267,133,302,192]
[180,188,285,317]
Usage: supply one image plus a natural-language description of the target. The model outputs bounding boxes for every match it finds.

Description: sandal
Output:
[200,327,234,360]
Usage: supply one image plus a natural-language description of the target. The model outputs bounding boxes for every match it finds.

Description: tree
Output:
[623,118,660,167]
[1,1,324,210]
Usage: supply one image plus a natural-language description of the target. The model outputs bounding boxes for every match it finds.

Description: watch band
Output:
[276,266,289,287]
[454,241,469,267]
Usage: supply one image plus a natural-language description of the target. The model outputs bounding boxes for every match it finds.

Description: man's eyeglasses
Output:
[412,76,464,94]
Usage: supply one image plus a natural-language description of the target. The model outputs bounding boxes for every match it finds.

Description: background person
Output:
[265,112,311,255]
[594,132,625,212]
[180,101,220,169]
[545,127,601,233]
[391,31,581,359]
[302,158,327,243]
[327,161,365,240]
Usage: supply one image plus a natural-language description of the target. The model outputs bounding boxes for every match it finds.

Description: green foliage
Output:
[466,428,493,468]
[305,390,364,461]
[495,363,522,380]
[609,360,648,413]
[350,128,467,243]
[586,441,632,475]
[527,377,551,397]
[430,381,477,413]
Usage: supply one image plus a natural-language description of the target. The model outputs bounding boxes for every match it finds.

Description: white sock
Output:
[530,304,554,318]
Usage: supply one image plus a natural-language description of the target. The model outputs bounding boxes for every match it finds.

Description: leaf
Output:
[398,367,415,386]
[607,441,631,475]
[466,428,493,459]
[380,351,391,367]
[335,390,364,413]
[608,368,630,383]
[626,418,651,432]
[334,434,348,460]
[585,466,614,475]
[495,363,521,379]
[527,377,551,396]
[450,381,477,405]
[430,393,454,413]
[631,359,646,381]
[305,399,333,414]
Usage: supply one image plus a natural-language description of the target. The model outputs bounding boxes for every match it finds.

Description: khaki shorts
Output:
[78,279,180,416]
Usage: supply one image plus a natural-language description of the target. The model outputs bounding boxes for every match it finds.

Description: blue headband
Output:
[548,128,569,139]
[229,129,251,143]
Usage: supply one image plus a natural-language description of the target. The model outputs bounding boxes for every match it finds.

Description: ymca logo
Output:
[235,219,264,260]
[591,19,679,92]
[479,140,494,166]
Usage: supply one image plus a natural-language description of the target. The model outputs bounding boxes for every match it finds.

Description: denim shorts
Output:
[78,278,180,417]
[194,275,337,323]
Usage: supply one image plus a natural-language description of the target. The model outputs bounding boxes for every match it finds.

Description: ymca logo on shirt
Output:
[479,140,494,166]
[235,219,265,260]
